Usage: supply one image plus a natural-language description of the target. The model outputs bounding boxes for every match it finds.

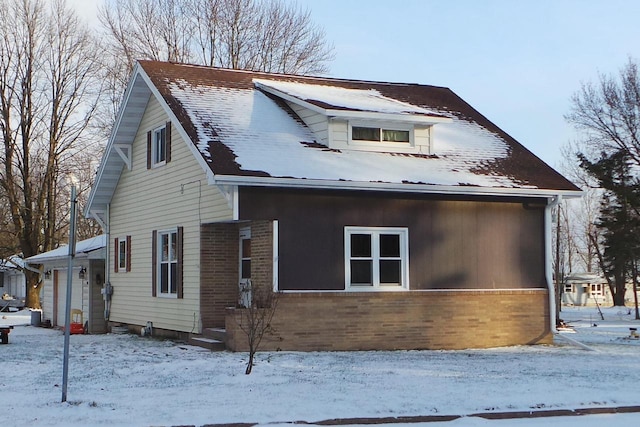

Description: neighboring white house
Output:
[1,256,27,308]
[26,235,107,333]
[562,272,640,307]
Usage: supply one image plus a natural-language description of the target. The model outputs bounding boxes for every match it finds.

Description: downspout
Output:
[545,195,562,333]
[103,204,112,321]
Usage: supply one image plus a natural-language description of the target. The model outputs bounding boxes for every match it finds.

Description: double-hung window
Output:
[152,126,166,166]
[345,227,409,290]
[115,236,131,273]
[152,227,183,298]
[147,121,171,169]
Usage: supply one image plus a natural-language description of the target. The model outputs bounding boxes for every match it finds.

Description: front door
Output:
[239,227,251,307]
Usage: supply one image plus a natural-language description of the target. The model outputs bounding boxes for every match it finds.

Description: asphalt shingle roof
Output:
[138,60,579,192]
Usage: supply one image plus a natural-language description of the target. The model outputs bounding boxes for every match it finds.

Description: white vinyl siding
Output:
[414,126,432,154]
[287,102,329,146]
[43,266,89,328]
[329,120,349,147]
[108,95,233,333]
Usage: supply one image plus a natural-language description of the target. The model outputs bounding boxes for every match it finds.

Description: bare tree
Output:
[96,0,333,129]
[565,58,640,307]
[235,279,279,375]
[558,143,604,275]
[100,0,332,75]
[566,58,640,165]
[0,0,103,308]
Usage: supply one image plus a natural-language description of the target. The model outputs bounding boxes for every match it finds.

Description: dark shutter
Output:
[176,226,183,299]
[146,130,152,169]
[114,238,119,273]
[152,230,157,297]
[165,121,172,163]
[126,235,132,272]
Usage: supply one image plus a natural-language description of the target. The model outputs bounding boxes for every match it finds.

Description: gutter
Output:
[211,175,583,199]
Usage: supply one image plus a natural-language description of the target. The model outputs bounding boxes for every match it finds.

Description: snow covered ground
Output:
[1,306,639,427]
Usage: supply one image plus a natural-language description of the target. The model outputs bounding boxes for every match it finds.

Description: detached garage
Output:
[26,235,107,334]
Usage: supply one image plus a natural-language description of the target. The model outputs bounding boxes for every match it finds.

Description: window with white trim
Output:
[115,236,131,273]
[589,283,603,297]
[344,227,409,289]
[158,229,177,297]
[352,126,410,143]
[152,125,166,166]
[348,122,414,148]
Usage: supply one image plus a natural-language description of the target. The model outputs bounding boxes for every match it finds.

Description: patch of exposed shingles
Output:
[299,141,341,152]
[206,141,271,177]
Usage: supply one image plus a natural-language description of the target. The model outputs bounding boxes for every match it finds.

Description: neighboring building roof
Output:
[25,235,106,264]
[87,61,580,218]
[564,273,608,284]
[0,255,25,271]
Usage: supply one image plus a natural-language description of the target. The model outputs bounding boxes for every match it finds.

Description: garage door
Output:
[55,270,83,327]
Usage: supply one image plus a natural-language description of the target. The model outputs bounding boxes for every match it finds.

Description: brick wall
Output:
[226,289,552,351]
[200,220,273,329]
[200,222,239,328]
[248,220,273,297]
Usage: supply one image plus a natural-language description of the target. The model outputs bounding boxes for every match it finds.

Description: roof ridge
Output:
[137,59,450,90]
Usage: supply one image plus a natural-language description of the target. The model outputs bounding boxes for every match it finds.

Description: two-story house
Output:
[86,60,580,351]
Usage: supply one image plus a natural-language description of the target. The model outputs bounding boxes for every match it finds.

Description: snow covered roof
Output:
[25,235,106,264]
[87,61,580,218]
[564,273,608,284]
[0,255,25,271]
[253,79,450,120]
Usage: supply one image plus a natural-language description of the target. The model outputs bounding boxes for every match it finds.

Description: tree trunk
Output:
[633,265,640,320]
[613,268,627,306]
[245,351,254,375]
[25,270,42,309]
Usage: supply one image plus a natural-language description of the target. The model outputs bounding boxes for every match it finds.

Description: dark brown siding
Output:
[238,188,546,291]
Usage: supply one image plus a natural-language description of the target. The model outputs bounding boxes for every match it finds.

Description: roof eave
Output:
[327,109,452,124]
[211,175,583,199]
[85,62,151,219]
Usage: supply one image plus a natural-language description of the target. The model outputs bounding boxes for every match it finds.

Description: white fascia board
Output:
[212,175,583,200]
[327,110,452,124]
[254,81,451,125]
[85,63,148,219]
[137,66,216,185]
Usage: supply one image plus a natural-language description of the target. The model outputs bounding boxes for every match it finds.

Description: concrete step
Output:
[189,336,226,351]
[203,327,227,342]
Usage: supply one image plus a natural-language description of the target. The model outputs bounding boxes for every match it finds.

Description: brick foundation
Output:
[226,289,552,351]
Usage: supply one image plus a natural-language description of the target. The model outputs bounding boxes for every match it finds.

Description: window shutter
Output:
[165,121,172,163]
[176,226,183,299]
[152,230,157,297]
[146,130,152,169]
[114,238,119,273]
[126,235,132,272]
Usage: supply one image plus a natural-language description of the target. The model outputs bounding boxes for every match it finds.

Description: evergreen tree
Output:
[579,150,640,306]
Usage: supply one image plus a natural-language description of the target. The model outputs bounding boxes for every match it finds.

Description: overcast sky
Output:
[70,0,640,170]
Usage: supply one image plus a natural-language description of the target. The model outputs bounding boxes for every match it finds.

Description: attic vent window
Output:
[352,126,410,143]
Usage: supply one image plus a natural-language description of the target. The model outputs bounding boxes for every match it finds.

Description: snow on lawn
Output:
[1,306,639,427]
